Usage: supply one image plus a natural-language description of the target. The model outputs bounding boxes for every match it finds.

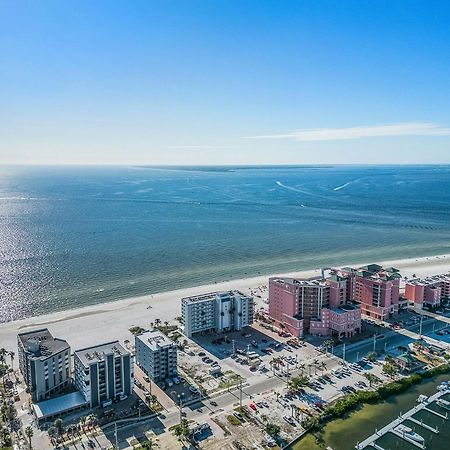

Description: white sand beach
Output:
[1,253,450,365]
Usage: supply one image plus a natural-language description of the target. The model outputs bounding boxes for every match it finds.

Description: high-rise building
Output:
[18,328,71,402]
[135,330,177,382]
[338,264,401,320]
[181,290,254,338]
[74,341,132,407]
[268,277,361,338]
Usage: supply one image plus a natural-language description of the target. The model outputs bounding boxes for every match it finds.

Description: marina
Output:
[356,382,450,449]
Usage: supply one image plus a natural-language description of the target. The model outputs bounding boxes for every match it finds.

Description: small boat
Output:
[417,394,428,403]
[394,424,425,443]
[438,381,449,391]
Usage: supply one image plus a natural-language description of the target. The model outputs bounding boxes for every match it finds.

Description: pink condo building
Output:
[268,276,361,338]
[404,274,450,308]
[337,264,402,320]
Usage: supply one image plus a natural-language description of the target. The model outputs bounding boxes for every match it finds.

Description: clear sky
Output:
[1,0,450,165]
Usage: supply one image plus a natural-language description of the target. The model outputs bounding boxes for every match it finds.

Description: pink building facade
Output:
[268,277,361,338]
[337,264,401,320]
[404,274,450,308]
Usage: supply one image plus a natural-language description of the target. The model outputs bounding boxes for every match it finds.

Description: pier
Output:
[355,387,449,449]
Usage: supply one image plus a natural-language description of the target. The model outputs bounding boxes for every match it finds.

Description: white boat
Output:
[394,424,425,443]
[438,381,449,391]
[417,394,428,403]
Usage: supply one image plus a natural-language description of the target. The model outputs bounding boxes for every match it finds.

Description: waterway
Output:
[289,374,450,450]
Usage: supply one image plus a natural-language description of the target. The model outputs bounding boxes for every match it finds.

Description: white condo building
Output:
[74,341,133,407]
[135,330,177,382]
[181,290,254,338]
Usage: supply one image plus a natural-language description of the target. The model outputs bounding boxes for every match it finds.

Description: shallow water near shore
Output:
[2,164,450,322]
[289,374,450,450]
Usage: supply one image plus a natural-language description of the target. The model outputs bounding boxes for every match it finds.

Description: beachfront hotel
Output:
[404,274,450,308]
[268,277,361,338]
[73,341,133,407]
[337,264,402,320]
[135,329,177,382]
[17,328,71,402]
[180,290,254,338]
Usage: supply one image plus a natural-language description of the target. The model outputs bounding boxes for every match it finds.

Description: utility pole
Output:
[239,376,243,408]
[343,343,346,363]
[419,315,423,338]
[373,333,377,352]
[232,339,236,355]
[114,421,118,450]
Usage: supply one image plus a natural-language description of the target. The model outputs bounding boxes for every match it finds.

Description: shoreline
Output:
[1,253,450,364]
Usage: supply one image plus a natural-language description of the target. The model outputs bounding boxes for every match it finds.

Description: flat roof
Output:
[407,273,450,286]
[18,328,70,360]
[33,391,87,420]
[182,290,250,304]
[270,277,328,287]
[74,341,129,367]
[136,329,176,351]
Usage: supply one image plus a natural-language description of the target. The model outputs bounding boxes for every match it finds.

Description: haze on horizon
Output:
[1,0,450,166]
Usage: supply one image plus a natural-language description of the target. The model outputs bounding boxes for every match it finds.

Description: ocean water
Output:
[1,164,450,322]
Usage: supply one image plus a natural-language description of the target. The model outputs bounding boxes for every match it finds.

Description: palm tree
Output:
[0,348,7,365]
[298,363,306,376]
[164,321,169,327]
[312,359,320,375]
[142,437,158,449]
[47,427,57,445]
[319,361,327,374]
[8,351,14,370]
[154,318,161,328]
[24,426,33,449]
[54,418,64,439]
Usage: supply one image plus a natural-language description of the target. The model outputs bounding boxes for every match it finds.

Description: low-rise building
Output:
[74,341,132,407]
[135,330,177,382]
[17,328,71,402]
[181,290,254,338]
[405,274,450,308]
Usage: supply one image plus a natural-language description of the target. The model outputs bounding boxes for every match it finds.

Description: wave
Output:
[333,182,352,191]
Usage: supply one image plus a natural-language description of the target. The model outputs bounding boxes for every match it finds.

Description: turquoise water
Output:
[1,164,450,322]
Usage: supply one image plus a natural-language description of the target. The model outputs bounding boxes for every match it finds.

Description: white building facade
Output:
[74,341,133,407]
[181,290,254,338]
[135,330,177,382]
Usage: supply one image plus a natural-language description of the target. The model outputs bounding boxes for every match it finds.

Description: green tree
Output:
[24,426,34,449]
[382,362,399,379]
[54,418,64,437]
[265,423,281,436]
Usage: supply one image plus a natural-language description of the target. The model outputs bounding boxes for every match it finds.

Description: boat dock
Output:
[355,387,449,449]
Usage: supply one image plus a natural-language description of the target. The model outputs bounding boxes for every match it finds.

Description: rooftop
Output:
[74,341,129,367]
[270,276,328,287]
[32,391,88,420]
[331,304,359,314]
[407,273,450,286]
[18,328,69,360]
[136,329,176,351]
[182,290,250,304]
[340,264,401,281]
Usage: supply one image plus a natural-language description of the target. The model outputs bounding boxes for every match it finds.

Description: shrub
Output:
[226,415,241,426]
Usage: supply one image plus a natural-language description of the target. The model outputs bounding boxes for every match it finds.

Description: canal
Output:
[289,374,450,450]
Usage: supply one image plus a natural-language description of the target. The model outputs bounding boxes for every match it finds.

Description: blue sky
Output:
[1,0,450,164]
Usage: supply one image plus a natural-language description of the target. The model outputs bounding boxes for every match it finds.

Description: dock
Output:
[355,387,449,449]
